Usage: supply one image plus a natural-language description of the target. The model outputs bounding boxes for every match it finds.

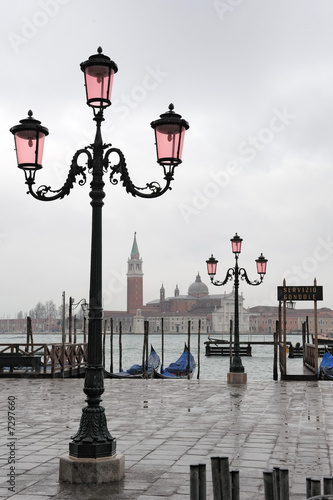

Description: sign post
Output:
[277,279,323,377]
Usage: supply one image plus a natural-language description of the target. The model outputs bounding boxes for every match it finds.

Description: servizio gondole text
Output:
[277,286,323,301]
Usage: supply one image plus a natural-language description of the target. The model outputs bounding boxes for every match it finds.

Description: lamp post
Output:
[10,47,189,478]
[206,233,267,383]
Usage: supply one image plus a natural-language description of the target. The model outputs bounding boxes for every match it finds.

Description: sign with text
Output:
[277,286,323,301]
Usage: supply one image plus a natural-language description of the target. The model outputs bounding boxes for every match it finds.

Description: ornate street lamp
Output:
[10,48,189,473]
[206,234,267,381]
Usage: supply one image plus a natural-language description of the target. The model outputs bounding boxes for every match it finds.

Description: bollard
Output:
[230,470,240,500]
[307,478,313,499]
[190,465,200,500]
[279,468,289,500]
[263,470,274,500]
[211,456,231,500]
[190,464,206,500]
[198,463,206,500]
[324,477,333,495]
[311,479,321,497]
[273,467,280,500]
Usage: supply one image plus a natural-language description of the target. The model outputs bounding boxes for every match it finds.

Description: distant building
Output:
[249,305,333,335]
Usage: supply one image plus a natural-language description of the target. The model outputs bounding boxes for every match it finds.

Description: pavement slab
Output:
[1,378,333,499]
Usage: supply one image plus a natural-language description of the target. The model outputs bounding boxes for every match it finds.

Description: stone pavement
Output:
[1,377,333,500]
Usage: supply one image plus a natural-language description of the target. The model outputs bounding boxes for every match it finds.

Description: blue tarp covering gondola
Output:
[159,344,195,378]
[105,345,160,378]
[319,351,333,380]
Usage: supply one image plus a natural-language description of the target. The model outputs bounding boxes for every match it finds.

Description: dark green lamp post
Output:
[10,47,189,460]
[206,234,267,377]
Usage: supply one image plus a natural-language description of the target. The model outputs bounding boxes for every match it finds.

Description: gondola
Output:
[154,344,195,379]
[319,351,333,380]
[104,345,160,379]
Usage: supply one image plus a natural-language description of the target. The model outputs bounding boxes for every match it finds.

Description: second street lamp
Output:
[206,233,267,383]
[10,47,189,482]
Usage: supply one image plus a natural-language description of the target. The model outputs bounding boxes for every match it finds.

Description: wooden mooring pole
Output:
[110,318,113,373]
[197,319,201,380]
[119,321,122,373]
[161,317,164,369]
[187,320,191,380]
[273,320,278,381]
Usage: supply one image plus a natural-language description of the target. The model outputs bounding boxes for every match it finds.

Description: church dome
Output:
[188,273,209,298]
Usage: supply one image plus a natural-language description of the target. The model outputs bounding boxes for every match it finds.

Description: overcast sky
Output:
[1,0,333,317]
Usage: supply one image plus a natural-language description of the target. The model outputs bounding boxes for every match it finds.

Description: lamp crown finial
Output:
[168,103,174,112]
[97,46,103,54]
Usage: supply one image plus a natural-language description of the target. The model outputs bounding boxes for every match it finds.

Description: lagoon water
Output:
[0,332,306,381]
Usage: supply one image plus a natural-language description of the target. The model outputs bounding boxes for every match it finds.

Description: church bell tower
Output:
[127,233,143,313]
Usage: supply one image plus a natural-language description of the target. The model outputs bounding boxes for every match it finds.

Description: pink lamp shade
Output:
[231,233,243,254]
[80,47,118,109]
[256,253,268,275]
[206,255,218,277]
[10,111,49,175]
[151,104,189,166]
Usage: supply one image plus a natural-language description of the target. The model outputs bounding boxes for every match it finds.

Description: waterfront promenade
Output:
[1,378,333,499]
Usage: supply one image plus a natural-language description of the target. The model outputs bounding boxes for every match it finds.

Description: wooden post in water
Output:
[302,320,306,359]
[283,279,287,377]
[142,321,149,379]
[229,319,233,368]
[197,319,201,379]
[119,321,122,373]
[161,317,164,370]
[188,320,191,380]
[314,278,318,375]
[142,325,145,375]
[61,291,66,377]
[68,296,73,343]
[273,320,278,381]
[73,316,77,344]
[145,321,149,379]
[26,316,33,353]
[110,318,113,373]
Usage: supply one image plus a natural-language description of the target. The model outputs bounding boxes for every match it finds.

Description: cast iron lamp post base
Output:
[59,453,125,484]
[227,372,248,384]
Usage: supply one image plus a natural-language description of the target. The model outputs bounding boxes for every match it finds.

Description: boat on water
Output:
[104,345,160,379]
[205,336,229,345]
[319,351,333,380]
[154,344,195,379]
[316,333,333,345]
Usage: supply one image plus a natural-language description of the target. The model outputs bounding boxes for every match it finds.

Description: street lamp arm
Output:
[26,149,90,201]
[239,267,264,286]
[209,267,235,286]
[106,147,173,198]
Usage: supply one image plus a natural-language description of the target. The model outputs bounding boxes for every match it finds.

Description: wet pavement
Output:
[0,377,333,499]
